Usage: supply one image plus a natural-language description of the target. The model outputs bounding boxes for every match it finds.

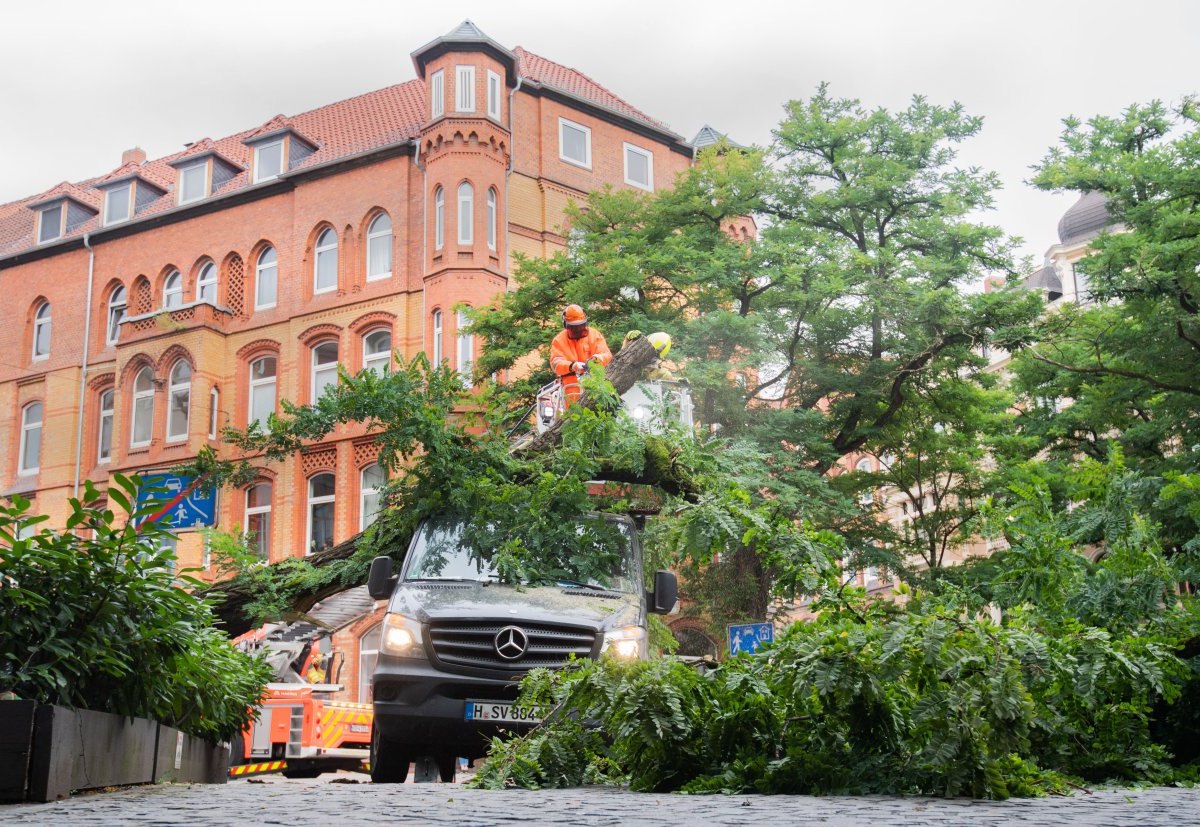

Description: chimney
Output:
[122,147,147,166]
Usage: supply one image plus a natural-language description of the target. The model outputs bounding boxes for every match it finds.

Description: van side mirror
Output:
[647,570,677,615]
[367,555,398,600]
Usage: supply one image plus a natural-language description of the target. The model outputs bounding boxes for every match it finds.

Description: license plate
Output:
[348,724,369,733]
[464,700,545,724]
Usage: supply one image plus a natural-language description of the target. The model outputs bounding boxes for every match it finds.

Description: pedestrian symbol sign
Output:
[727,622,774,657]
[135,473,217,530]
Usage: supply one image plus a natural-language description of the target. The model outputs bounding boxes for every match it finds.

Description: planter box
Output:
[0,701,229,802]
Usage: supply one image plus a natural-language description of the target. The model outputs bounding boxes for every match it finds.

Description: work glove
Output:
[572,361,585,374]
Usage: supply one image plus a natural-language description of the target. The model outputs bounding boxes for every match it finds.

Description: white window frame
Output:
[166,360,191,443]
[18,401,42,475]
[38,204,63,244]
[311,341,339,401]
[178,161,208,205]
[430,70,444,119]
[32,302,51,360]
[432,310,443,363]
[486,70,501,120]
[856,458,874,506]
[456,308,473,388]
[558,118,592,169]
[455,65,476,112]
[253,139,284,183]
[366,213,392,281]
[457,182,474,245]
[363,329,391,375]
[306,473,336,555]
[623,142,654,191]
[130,366,155,449]
[434,187,444,250]
[486,188,497,250]
[97,388,114,464]
[314,228,338,294]
[359,463,385,531]
[245,482,272,560]
[209,386,219,439]
[255,247,277,310]
[104,184,132,226]
[248,356,277,428]
[163,270,183,309]
[106,286,126,345]
[196,261,218,304]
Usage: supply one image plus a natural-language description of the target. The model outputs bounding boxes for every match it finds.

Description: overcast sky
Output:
[1,0,1195,263]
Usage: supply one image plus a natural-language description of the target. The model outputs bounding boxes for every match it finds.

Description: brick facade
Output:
[0,21,704,700]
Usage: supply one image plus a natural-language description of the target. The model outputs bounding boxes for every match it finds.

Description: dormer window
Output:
[104,183,132,226]
[38,204,63,244]
[179,161,208,204]
[254,139,284,183]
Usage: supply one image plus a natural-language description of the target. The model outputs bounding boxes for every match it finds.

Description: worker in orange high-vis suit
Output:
[550,304,613,406]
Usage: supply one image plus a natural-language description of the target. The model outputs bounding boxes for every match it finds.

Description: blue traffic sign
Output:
[135,474,217,530]
[728,622,774,657]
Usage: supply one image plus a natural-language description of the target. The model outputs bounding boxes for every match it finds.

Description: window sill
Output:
[366,273,392,282]
[254,303,277,312]
[560,156,592,171]
[313,287,337,297]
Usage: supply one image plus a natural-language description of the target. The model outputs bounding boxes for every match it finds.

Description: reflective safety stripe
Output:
[229,760,287,777]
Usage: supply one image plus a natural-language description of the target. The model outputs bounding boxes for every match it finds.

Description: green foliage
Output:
[0,477,270,741]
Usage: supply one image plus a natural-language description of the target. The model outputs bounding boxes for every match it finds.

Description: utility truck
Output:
[365,513,677,783]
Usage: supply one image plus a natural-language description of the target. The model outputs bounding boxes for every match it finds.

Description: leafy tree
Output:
[0,476,271,741]
[1012,99,1200,550]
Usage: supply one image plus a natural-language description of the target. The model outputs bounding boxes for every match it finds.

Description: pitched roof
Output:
[691,125,746,152]
[242,113,320,149]
[0,31,677,259]
[1057,191,1113,246]
[514,47,675,134]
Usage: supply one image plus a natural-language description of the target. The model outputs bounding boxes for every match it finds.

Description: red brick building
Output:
[0,21,726,699]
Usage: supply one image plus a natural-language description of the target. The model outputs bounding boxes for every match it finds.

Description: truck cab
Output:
[365,513,677,783]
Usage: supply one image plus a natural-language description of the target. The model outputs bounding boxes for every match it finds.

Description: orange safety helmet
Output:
[562,304,588,328]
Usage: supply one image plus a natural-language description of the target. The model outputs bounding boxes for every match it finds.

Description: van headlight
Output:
[601,626,645,660]
[381,613,426,658]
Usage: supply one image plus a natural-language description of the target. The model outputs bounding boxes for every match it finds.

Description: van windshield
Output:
[405,517,637,593]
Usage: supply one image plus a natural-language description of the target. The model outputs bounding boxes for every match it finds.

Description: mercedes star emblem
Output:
[494,625,529,660]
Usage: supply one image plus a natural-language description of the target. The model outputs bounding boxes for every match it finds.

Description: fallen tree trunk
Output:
[202,337,665,636]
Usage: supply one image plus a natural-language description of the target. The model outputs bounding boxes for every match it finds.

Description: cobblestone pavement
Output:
[7,771,1200,826]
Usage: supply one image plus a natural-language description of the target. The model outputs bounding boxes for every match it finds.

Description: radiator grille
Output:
[427,620,597,671]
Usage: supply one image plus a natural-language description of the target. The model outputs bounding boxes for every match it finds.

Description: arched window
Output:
[163,270,183,308]
[358,623,381,702]
[457,182,474,245]
[166,360,191,442]
[432,310,443,363]
[434,187,444,250]
[32,302,51,359]
[307,473,336,554]
[196,261,218,304]
[360,463,386,530]
[255,247,277,310]
[456,308,473,388]
[312,341,339,400]
[366,214,392,280]
[106,285,126,345]
[363,329,391,375]
[486,187,497,250]
[18,401,42,474]
[314,228,338,294]
[249,356,276,428]
[130,366,155,448]
[856,458,874,506]
[245,482,272,559]
[97,389,114,463]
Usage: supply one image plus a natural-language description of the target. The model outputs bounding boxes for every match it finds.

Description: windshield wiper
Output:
[556,580,612,591]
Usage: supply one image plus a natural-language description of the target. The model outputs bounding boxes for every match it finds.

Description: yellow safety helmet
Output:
[646,331,672,358]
